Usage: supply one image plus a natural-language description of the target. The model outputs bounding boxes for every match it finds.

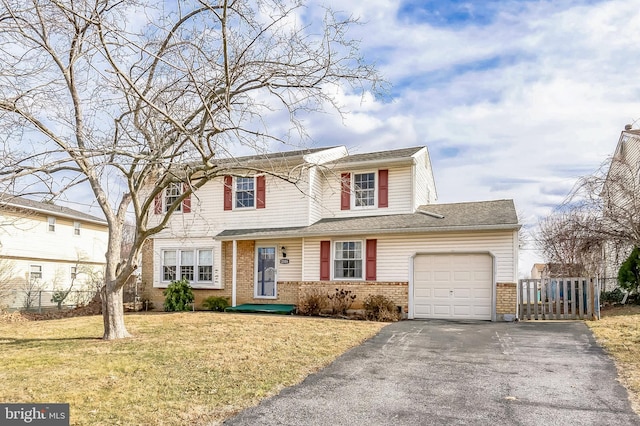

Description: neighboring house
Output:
[142,146,520,320]
[600,125,640,288]
[0,196,108,310]
[530,263,545,279]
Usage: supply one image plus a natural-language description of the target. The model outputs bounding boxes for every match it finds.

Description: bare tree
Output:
[0,0,378,338]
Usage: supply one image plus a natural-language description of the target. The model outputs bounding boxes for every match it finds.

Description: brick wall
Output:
[496,282,517,317]
[297,281,409,313]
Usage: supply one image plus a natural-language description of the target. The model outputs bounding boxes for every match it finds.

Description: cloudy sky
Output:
[289,0,640,274]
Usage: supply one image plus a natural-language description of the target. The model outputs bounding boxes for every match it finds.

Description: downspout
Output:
[232,240,237,307]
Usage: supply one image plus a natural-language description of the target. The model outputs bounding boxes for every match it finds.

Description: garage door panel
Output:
[413,254,493,320]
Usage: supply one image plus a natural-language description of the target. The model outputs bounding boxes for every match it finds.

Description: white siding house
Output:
[142,146,520,320]
[0,197,108,310]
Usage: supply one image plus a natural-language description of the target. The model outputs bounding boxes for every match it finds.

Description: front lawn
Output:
[588,305,640,414]
[0,312,385,425]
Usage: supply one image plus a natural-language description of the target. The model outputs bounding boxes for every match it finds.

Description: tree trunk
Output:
[101,281,132,340]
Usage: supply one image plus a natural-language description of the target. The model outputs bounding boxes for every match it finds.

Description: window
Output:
[29,265,42,280]
[162,249,213,283]
[198,250,213,281]
[235,177,255,208]
[71,266,77,280]
[180,250,194,281]
[163,250,177,281]
[354,172,376,207]
[48,217,56,232]
[333,241,363,279]
[73,221,81,236]
[165,183,182,212]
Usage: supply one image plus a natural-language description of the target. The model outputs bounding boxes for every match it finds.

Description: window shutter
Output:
[153,193,162,214]
[223,175,232,211]
[378,169,388,208]
[256,175,266,209]
[366,239,377,281]
[182,183,191,213]
[340,173,350,210]
[320,240,331,280]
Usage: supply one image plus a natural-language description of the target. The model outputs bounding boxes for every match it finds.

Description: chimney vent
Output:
[625,124,633,131]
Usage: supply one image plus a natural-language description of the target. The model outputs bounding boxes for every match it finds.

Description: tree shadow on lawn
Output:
[0,336,102,346]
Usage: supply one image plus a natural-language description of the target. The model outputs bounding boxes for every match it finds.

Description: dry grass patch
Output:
[588,305,640,414]
[0,312,385,425]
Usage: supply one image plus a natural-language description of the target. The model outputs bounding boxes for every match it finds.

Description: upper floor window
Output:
[47,217,56,232]
[73,221,81,236]
[30,265,42,281]
[70,266,77,280]
[235,177,255,208]
[333,241,363,279]
[165,183,182,213]
[354,172,376,207]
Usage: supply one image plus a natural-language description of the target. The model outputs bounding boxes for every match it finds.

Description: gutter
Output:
[2,202,108,226]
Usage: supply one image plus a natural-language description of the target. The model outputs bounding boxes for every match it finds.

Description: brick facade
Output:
[496,282,517,318]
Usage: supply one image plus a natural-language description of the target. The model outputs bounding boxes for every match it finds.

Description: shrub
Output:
[601,288,625,305]
[297,288,328,316]
[202,296,230,312]
[618,246,640,293]
[163,279,194,312]
[363,294,400,322]
[327,288,356,316]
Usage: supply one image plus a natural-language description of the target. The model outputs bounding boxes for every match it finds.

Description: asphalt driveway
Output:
[223,320,639,425]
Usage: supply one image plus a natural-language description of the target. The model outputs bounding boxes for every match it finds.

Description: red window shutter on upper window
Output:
[153,193,162,214]
[320,240,331,280]
[340,173,350,210]
[378,169,388,208]
[223,175,233,211]
[182,183,191,213]
[366,239,377,281]
[256,175,265,209]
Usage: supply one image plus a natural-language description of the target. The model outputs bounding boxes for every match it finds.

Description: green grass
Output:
[0,312,385,425]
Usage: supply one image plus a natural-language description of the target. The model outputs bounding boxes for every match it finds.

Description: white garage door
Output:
[413,253,493,320]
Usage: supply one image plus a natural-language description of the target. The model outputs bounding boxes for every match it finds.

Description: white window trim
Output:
[29,265,43,281]
[331,239,365,281]
[73,221,81,236]
[164,183,183,213]
[254,245,277,299]
[351,171,377,209]
[234,176,257,210]
[160,248,214,286]
[70,266,77,280]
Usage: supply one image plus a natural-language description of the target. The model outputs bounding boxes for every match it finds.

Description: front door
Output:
[256,246,276,298]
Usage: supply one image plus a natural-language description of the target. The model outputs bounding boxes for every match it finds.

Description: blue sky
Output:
[288,0,640,274]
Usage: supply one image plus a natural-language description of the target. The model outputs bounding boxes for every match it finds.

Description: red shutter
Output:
[182,183,191,213]
[256,175,265,209]
[340,173,350,210]
[320,240,331,280]
[153,193,162,214]
[223,175,232,211]
[378,169,388,208]
[366,239,377,281]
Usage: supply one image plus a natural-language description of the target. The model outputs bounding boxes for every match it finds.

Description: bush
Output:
[363,294,400,322]
[163,279,194,312]
[327,288,356,316]
[601,288,625,305]
[618,246,640,293]
[297,288,328,316]
[202,296,230,312]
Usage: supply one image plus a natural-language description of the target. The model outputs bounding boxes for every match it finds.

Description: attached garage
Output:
[412,253,494,320]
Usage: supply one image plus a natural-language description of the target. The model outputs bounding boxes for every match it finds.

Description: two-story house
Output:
[0,196,108,310]
[141,146,520,320]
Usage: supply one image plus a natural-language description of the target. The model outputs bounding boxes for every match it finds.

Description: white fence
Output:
[1,290,98,313]
[518,278,600,321]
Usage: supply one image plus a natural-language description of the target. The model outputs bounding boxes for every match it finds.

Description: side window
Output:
[73,221,81,236]
[235,177,255,208]
[30,265,43,281]
[48,217,56,232]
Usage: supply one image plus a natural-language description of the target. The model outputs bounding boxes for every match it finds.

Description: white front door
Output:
[255,246,277,298]
[413,253,493,320]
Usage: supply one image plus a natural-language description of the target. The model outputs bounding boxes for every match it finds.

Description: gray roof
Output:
[329,146,424,166]
[216,199,519,240]
[216,146,338,169]
[0,196,107,225]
